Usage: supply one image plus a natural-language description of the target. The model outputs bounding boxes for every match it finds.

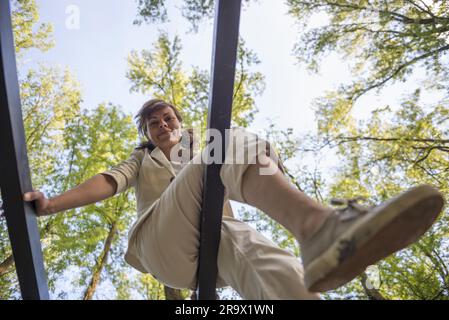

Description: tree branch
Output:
[413,146,449,165]
[280,159,305,192]
[298,1,449,25]
[338,136,449,144]
[0,255,14,277]
[405,0,436,19]
[352,44,449,100]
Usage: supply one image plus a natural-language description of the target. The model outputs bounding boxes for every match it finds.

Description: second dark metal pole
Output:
[197,0,242,300]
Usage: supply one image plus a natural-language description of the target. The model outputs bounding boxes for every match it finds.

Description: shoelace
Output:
[330,196,371,221]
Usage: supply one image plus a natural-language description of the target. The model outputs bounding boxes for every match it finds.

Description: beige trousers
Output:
[134,129,318,299]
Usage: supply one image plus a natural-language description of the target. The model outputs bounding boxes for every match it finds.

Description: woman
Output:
[24,99,445,299]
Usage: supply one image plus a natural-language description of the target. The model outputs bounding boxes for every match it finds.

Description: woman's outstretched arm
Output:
[23,174,117,217]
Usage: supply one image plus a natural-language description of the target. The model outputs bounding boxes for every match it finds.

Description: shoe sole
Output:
[304,185,445,292]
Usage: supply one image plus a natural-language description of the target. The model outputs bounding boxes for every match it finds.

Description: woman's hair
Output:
[134,99,194,158]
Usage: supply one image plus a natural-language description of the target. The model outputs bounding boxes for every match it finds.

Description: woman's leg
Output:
[219,128,332,243]
[219,216,319,299]
[222,129,444,293]
[240,155,332,242]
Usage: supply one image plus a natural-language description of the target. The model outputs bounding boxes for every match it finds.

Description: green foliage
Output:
[133,0,258,32]
[126,32,264,137]
[2,1,142,299]
[135,274,166,299]
[244,97,449,299]
[274,1,449,299]
[133,0,168,25]
[306,91,449,300]
[1,0,56,296]
[287,0,449,101]
[11,0,54,58]
[0,65,83,298]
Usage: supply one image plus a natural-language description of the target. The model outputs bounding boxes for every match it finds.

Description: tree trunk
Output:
[0,255,14,276]
[360,272,386,300]
[83,222,117,300]
[164,286,185,300]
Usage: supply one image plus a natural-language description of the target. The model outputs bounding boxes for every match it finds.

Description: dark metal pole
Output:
[197,0,242,300]
[0,0,49,300]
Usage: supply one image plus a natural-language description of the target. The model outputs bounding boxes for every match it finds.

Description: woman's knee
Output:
[219,130,282,203]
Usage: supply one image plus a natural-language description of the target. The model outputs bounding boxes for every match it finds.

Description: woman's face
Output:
[146,106,182,149]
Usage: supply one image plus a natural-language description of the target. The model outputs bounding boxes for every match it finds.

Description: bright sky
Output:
[24,1,437,148]
[23,0,354,134]
[24,0,444,135]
